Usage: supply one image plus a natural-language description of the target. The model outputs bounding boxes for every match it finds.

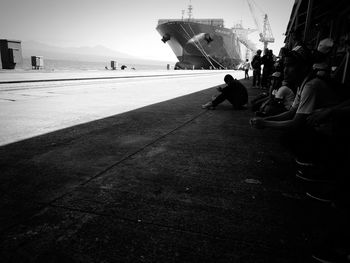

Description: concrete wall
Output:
[8,41,23,67]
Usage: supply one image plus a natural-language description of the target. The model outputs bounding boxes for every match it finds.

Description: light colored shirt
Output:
[243,62,250,70]
[275,85,295,110]
[292,77,338,114]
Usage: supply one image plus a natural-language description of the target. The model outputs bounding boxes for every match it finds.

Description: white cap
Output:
[317,38,334,54]
[272,72,281,78]
[313,62,329,70]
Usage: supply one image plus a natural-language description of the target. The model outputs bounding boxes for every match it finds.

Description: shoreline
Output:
[0,69,241,84]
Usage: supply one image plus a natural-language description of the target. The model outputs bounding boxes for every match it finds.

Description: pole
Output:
[303,0,314,42]
[342,45,349,84]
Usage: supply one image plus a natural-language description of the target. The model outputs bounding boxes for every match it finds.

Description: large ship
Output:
[156,4,256,69]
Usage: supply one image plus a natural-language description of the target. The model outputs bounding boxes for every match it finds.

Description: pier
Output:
[0,70,243,145]
[0,70,320,262]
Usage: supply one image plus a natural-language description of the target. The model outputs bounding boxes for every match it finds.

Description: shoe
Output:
[202,101,215,109]
[295,158,314,167]
[234,105,247,110]
[306,191,333,203]
[312,248,350,262]
[255,111,266,117]
[295,169,334,183]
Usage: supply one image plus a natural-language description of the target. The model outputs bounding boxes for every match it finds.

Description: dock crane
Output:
[246,0,274,52]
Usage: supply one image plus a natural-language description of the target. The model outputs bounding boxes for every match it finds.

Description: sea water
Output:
[22,58,171,71]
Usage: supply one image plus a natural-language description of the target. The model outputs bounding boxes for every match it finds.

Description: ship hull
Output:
[156,21,243,69]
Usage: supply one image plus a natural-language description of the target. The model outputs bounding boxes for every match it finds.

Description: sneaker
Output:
[295,158,314,167]
[312,248,350,263]
[201,101,215,109]
[295,169,334,183]
[306,191,333,203]
[255,111,266,117]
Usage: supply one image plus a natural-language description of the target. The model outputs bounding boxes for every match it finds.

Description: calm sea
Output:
[22,58,171,71]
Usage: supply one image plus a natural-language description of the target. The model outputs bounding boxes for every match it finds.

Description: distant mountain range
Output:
[22,41,173,65]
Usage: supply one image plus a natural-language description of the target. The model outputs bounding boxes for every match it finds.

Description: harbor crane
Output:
[246,0,274,52]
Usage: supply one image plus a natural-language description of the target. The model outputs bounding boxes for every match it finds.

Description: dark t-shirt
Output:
[223,79,248,109]
[251,55,262,69]
[261,54,274,71]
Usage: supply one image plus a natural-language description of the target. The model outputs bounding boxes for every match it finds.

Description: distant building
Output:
[0,39,23,69]
[111,60,118,70]
[31,56,44,70]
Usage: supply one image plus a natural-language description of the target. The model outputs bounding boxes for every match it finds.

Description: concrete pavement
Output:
[0,70,244,145]
[0,69,229,83]
[0,76,319,262]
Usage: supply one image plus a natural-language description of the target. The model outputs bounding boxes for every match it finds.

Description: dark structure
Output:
[0,39,23,69]
[157,19,244,70]
[111,60,118,70]
[31,56,44,70]
[284,0,350,85]
[156,2,255,70]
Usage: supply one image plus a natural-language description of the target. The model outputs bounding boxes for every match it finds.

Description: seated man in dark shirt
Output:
[202,74,248,110]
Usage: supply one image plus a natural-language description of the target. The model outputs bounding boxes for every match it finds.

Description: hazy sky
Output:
[0,0,294,61]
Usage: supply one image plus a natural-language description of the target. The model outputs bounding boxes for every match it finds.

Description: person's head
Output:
[283,45,312,85]
[312,62,330,78]
[317,38,334,55]
[246,59,249,62]
[312,38,334,62]
[291,28,303,44]
[256,49,262,56]
[271,71,282,89]
[224,74,234,84]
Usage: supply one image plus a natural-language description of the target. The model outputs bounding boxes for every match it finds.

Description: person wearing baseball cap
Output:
[250,43,339,166]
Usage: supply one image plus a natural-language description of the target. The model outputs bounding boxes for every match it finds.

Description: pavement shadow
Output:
[0,79,311,262]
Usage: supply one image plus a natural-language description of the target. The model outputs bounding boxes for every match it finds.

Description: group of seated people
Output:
[202,38,350,262]
[250,39,349,197]
[250,39,350,262]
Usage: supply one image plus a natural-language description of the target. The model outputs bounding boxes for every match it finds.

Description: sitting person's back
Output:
[229,78,248,109]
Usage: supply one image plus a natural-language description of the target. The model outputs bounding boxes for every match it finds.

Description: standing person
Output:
[261,49,274,90]
[202,74,248,110]
[243,59,250,79]
[251,49,262,88]
[250,45,339,164]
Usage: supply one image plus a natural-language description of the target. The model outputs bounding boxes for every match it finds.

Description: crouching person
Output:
[202,74,248,110]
